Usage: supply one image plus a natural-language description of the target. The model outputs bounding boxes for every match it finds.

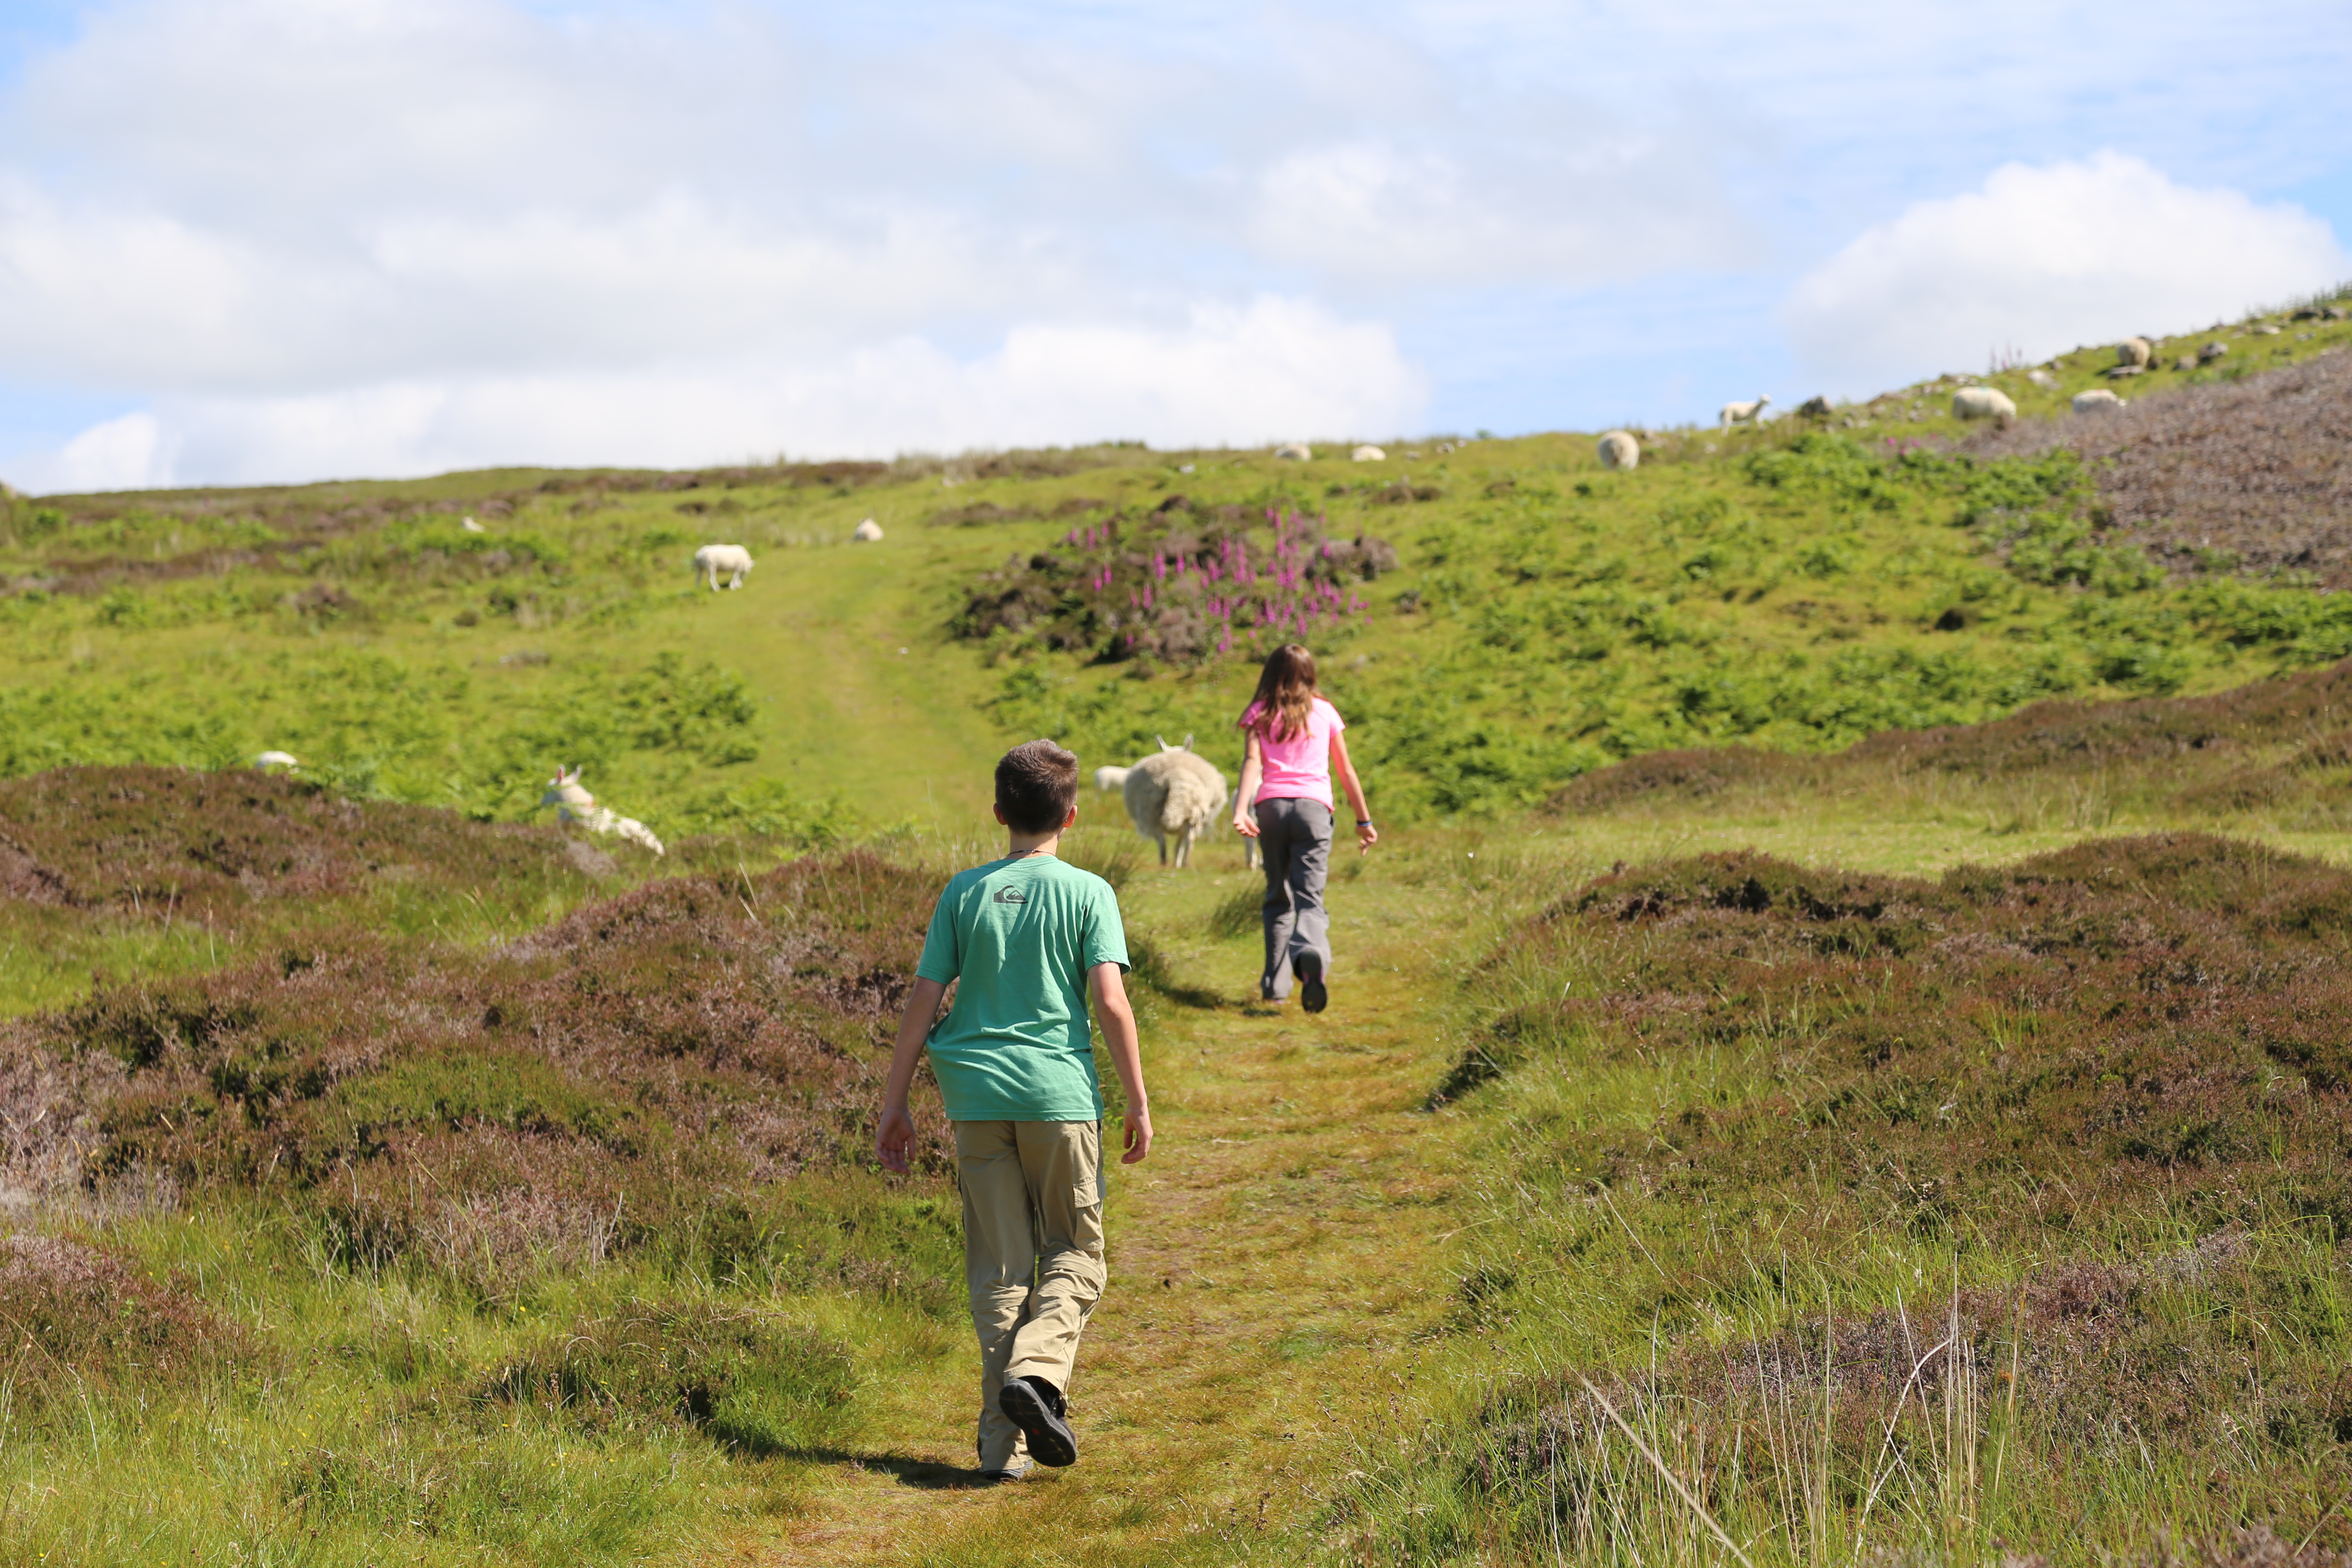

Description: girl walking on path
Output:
[1232,643,1376,1012]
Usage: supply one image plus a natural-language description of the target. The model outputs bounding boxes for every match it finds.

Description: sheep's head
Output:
[541,766,594,808]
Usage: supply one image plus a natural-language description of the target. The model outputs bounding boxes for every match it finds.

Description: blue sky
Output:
[0,0,2347,489]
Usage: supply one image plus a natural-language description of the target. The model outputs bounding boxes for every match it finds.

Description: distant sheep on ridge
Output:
[1952,387,2017,423]
[1596,431,1640,471]
[1720,396,1770,429]
[693,544,754,591]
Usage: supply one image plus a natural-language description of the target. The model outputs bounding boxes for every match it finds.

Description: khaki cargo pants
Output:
[955,1118,1106,1472]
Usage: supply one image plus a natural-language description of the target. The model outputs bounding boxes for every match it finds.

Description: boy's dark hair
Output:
[996,740,1080,833]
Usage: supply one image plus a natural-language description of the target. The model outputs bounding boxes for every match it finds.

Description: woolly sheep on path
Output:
[693,544,754,591]
[1094,765,1129,793]
[542,766,665,856]
[1952,387,2017,422]
[1719,396,1770,429]
[1596,431,1639,471]
[2072,389,2127,415]
[1121,737,1228,869]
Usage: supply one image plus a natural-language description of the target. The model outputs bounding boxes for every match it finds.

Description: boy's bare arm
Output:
[876,975,948,1174]
[1089,962,1153,1164]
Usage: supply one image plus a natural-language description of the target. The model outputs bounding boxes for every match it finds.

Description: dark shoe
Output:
[998,1375,1077,1467]
[1296,951,1327,1014]
[976,1460,1032,1485]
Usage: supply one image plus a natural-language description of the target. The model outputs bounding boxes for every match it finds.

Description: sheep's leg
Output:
[1156,833,1168,866]
[1175,828,1195,869]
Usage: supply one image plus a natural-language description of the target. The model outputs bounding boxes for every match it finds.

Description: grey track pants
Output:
[1254,796,1332,1000]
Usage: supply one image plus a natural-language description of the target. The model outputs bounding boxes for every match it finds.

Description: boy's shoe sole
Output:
[998,1377,1078,1468]
[1296,952,1327,1014]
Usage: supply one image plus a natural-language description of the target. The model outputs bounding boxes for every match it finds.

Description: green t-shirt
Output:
[915,854,1129,1123]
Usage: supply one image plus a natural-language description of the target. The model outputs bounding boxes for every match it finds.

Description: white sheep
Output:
[2072,389,2127,415]
[542,766,665,855]
[2027,368,2059,389]
[1951,387,2017,422]
[693,544,754,591]
[1719,396,1770,429]
[2116,337,2153,368]
[1350,445,1386,462]
[253,750,300,772]
[1596,431,1640,471]
[852,518,885,542]
[1273,443,1313,462]
[461,516,486,534]
[1093,765,1130,794]
[1121,736,1228,869]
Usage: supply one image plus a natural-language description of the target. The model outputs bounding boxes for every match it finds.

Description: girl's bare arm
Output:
[1330,729,1377,852]
[1232,731,1264,837]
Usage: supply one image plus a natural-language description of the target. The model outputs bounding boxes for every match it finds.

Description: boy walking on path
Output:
[876,740,1154,1482]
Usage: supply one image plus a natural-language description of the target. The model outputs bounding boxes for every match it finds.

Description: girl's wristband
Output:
[1356,819,1375,827]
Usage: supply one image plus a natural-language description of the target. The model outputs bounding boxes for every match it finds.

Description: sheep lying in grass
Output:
[1121,737,1228,869]
[693,544,754,591]
[1273,442,1313,461]
[1351,445,1386,462]
[1597,431,1639,470]
[1719,396,1770,429]
[542,766,664,855]
[1094,765,1129,793]
[253,750,300,772]
[2073,389,2127,415]
[852,518,884,542]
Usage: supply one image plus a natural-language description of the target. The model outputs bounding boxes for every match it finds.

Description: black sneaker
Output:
[975,1460,1032,1485]
[1296,951,1327,1014]
[998,1375,1077,1467]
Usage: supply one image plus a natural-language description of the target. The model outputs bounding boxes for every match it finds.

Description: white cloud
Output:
[51,411,173,491]
[1783,152,2349,385]
[18,296,1425,487]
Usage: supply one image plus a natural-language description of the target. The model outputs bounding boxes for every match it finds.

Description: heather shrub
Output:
[0,1231,238,1416]
[19,851,960,1305]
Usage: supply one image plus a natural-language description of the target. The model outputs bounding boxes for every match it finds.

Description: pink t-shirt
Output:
[1243,697,1345,809]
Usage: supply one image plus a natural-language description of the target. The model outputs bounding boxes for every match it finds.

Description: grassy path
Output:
[726,849,1483,1567]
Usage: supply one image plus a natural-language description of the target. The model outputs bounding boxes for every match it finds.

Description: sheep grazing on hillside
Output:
[253,750,300,772]
[2072,389,2127,415]
[1951,387,2018,423]
[1273,443,1313,461]
[1121,736,1229,869]
[2027,368,2059,389]
[852,518,884,542]
[2116,337,2153,368]
[693,544,755,591]
[1596,431,1640,471]
[1351,445,1386,462]
[1719,396,1770,429]
[461,516,486,534]
[542,766,665,855]
[1093,765,1130,794]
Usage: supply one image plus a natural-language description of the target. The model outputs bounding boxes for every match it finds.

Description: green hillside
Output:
[6,294,2349,830]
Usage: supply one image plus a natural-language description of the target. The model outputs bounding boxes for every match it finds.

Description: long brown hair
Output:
[1241,644,1320,742]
